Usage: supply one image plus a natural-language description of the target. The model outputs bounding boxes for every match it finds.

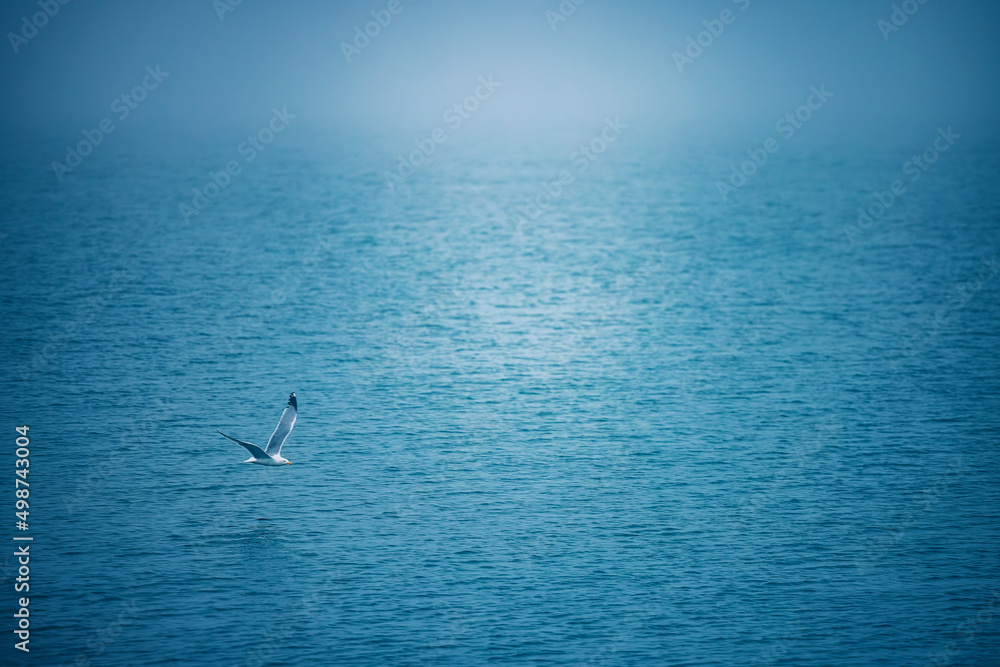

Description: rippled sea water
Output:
[2,127,999,666]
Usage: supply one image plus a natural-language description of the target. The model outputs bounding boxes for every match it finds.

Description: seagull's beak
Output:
[286,461,293,465]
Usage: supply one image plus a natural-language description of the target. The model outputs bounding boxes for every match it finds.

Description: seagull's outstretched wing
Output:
[217,430,270,459]
[265,392,297,456]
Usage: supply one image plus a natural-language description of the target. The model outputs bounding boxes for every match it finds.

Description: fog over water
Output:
[1,0,998,143]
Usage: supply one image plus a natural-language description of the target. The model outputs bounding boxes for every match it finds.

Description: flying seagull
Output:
[218,392,297,466]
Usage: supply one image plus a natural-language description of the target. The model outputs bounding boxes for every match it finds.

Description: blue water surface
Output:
[1,126,999,666]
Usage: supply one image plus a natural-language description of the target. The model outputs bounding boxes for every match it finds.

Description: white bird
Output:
[218,392,297,466]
